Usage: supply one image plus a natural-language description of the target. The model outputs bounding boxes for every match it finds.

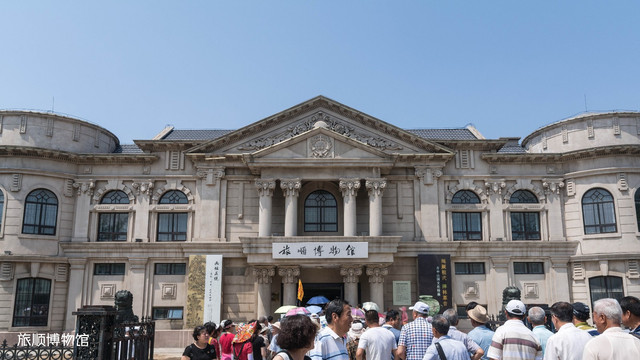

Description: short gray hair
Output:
[442,308,458,326]
[593,298,622,325]
[528,306,546,325]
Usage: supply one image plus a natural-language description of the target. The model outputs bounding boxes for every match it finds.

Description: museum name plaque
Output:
[273,242,368,259]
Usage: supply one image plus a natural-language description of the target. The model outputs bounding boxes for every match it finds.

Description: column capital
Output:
[131,181,154,197]
[339,178,361,197]
[280,179,301,198]
[197,167,225,186]
[278,266,300,284]
[72,180,95,197]
[543,179,565,195]
[415,166,443,185]
[365,178,387,197]
[255,179,276,197]
[484,181,506,196]
[340,265,363,283]
[253,266,276,284]
[366,264,389,283]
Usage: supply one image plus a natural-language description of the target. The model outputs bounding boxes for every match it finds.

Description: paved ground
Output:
[154,347,184,360]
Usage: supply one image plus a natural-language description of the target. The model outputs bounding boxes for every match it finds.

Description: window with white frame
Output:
[509,190,541,240]
[22,189,58,235]
[304,190,338,232]
[582,188,617,234]
[451,190,482,240]
[97,190,130,241]
[157,190,188,241]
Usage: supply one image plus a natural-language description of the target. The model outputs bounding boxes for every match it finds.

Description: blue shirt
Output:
[422,336,471,360]
[309,327,349,360]
[383,324,401,344]
[531,325,553,355]
[467,325,494,360]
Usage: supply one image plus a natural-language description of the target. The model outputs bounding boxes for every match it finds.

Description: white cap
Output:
[505,300,526,316]
[409,301,430,315]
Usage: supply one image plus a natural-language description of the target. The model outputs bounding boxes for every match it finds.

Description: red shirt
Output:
[232,342,253,360]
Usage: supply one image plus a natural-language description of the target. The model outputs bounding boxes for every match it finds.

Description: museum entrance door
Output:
[299,283,345,306]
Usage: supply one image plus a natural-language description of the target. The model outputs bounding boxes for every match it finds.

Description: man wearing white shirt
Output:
[582,298,640,360]
[543,302,592,360]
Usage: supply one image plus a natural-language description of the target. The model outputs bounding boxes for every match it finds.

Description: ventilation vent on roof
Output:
[56,263,68,282]
[0,262,14,281]
[572,262,585,281]
[628,260,639,279]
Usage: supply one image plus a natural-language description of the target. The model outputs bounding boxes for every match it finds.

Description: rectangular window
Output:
[153,307,183,320]
[455,262,485,275]
[511,212,541,240]
[94,263,126,275]
[514,262,544,274]
[154,263,187,275]
[12,278,51,327]
[98,213,129,241]
[452,212,482,240]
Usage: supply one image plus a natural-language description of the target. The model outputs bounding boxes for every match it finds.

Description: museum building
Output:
[1,96,639,345]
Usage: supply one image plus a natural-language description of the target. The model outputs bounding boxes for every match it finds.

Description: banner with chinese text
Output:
[417,254,451,312]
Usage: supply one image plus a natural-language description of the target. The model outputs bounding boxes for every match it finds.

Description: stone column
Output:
[365,179,387,236]
[280,179,301,237]
[278,266,301,305]
[253,266,275,317]
[367,265,389,310]
[544,179,565,241]
[196,167,225,239]
[65,258,87,330]
[256,179,276,237]
[340,265,362,306]
[549,258,571,303]
[71,181,94,241]
[415,167,443,241]
[339,179,361,236]
[132,181,154,242]
[128,257,148,317]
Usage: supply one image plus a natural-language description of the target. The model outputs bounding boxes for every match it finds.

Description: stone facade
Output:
[1,99,640,346]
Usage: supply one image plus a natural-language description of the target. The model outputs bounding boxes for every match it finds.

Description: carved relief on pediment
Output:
[236,112,403,152]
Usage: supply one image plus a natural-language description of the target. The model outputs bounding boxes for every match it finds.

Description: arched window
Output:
[22,189,58,235]
[589,276,624,304]
[509,190,540,240]
[98,190,130,241]
[157,190,188,242]
[304,190,337,232]
[635,190,640,232]
[582,188,617,234]
[13,278,51,327]
[451,190,482,240]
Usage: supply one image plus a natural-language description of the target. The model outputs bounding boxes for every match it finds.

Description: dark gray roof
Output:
[114,144,144,154]
[406,128,479,140]
[497,144,527,153]
[162,129,234,141]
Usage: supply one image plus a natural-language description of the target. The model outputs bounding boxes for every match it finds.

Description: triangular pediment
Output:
[186,96,453,157]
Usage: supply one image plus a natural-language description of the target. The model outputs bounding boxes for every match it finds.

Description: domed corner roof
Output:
[0,109,121,154]
[521,110,640,149]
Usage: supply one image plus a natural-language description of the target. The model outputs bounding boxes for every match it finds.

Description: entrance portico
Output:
[240,236,400,317]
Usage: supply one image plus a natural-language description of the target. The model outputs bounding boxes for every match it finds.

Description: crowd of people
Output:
[181,295,640,360]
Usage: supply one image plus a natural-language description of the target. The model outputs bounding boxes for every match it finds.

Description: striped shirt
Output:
[487,319,542,360]
[310,327,349,360]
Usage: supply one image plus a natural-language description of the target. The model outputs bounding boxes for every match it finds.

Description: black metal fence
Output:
[111,319,155,360]
[0,339,74,359]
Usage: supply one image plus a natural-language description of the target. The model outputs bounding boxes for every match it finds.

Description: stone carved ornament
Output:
[237,112,402,152]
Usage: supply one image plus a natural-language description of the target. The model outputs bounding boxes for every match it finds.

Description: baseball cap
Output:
[505,300,526,315]
[572,302,590,319]
[409,301,430,315]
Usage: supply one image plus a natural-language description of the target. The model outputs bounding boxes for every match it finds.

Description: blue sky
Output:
[1,1,639,144]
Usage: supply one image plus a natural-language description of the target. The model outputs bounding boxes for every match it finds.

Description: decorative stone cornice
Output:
[366,264,389,283]
[339,178,361,197]
[340,265,362,283]
[280,179,301,198]
[196,167,225,186]
[256,179,276,197]
[365,178,387,197]
[543,179,565,195]
[415,166,443,185]
[253,266,276,284]
[278,266,300,284]
[73,180,95,197]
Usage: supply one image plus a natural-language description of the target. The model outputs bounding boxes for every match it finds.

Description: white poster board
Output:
[203,255,223,324]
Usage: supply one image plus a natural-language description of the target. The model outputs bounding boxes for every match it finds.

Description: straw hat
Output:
[468,305,489,323]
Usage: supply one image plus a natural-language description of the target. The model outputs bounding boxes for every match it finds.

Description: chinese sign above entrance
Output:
[273,242,368,259]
